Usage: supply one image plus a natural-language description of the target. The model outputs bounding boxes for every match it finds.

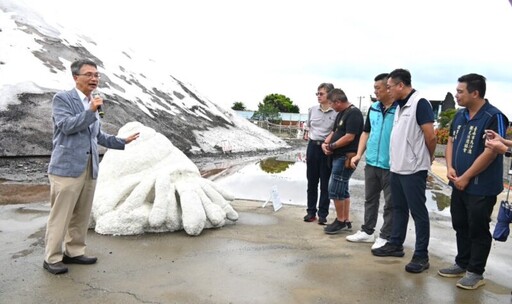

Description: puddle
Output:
[212,150,363,206]
[0,203,49,232]
[426,174,453,216]
[426,190,452,217]
[210,150,453,216]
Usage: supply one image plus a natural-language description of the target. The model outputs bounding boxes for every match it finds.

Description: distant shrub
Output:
[438,109,457,129]
[507,126,512,139]
[435,128,449,145]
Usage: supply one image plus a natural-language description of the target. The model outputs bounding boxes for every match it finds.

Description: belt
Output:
[309,140,324,146]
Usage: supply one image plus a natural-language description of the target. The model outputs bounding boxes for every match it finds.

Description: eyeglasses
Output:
[316,92,326,96]
[386,82,401,90]
[77,72,101,79]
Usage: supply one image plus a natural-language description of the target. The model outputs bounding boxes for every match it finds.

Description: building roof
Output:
[234,110,308,122]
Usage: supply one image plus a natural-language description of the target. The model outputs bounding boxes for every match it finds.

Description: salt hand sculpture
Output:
[90,121,238,236]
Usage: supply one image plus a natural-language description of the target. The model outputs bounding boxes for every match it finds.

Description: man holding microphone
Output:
[43,59,139,275]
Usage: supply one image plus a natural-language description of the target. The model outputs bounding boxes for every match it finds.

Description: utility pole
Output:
[357,96,366,109]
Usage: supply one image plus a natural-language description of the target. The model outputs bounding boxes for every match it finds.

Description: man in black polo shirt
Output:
[321,88,364,234]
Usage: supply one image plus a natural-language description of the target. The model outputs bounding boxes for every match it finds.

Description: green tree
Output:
[231,101,246,111]
[438,108,457,129]
[251,102,280,122]
[251,93,299,122]
[261,93,300,113]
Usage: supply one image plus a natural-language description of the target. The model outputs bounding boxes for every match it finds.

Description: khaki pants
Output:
[45,157,96,263]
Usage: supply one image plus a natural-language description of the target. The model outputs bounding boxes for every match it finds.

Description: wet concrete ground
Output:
[1,199,512,303]
[1,148,512,303]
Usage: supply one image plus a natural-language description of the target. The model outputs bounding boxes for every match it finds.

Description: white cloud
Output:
[12,0,512,117]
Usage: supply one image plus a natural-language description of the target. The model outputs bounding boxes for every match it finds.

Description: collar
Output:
[378,100,396,111]
[317,105,333,113]
[396,89,416,107]
[463,99,491,121]
[75,87,87,101]
[340,103,354,113]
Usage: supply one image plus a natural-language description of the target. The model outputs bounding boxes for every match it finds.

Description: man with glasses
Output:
[44,59,140,275]
[303,83,337,225]
[371,69,436,274]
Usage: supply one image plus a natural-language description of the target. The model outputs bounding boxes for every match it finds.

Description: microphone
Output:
[92,90,104,118]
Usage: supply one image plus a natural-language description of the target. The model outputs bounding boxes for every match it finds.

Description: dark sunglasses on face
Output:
[316,92,325,96]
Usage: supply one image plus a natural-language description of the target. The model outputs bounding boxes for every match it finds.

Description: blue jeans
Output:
[306,141,331,218]
[328,156,354,200]
[389,171,429,258]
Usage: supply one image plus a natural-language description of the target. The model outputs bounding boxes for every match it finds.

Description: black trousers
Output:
[451,189,497,275]
[306,141,331,218]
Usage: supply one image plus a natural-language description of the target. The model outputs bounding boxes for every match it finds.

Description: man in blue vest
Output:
[346,73,396,250]
[438,73,508,290]
[371,69,437,275]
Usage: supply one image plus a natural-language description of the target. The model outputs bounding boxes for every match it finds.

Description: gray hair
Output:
[317,82,334,93]
[70,59,97,76]
[327,88,348,103]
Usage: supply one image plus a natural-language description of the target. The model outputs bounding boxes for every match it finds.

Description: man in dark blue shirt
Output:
[438,73,508,290]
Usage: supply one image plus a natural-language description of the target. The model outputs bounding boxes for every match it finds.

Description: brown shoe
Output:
[62,254,97,265]
[43,261,68,275]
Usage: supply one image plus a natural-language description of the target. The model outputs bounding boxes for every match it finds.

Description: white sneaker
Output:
[346,230,374,243]
[371,237,388,250]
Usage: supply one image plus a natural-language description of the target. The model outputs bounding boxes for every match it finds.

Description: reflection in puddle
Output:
[426,174,452,216]
[426,190,452,217]
[259,157,292,174]
[0,203,49,232]
[209,150,452,215]
[212,151,363,206]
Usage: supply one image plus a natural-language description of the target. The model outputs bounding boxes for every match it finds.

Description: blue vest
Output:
[450,101,508,196]
[366,101,396,169]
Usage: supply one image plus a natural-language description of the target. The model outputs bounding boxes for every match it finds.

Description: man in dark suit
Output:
[44,59,139,275]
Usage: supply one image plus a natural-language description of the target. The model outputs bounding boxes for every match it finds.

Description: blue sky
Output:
[15,0,512,116]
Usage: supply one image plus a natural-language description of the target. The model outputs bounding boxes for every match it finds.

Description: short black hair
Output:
[70,59,97,76]
[458,73,486,98]
[374,73,389,82]
[388,69,411,86]
[327,88,348,103]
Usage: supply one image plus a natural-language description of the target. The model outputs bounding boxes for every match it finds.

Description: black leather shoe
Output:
[62,254,97,265]
[43,261,68,275]
[303,214,316,222]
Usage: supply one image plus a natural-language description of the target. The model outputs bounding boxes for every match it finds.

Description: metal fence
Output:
[251,120,304,139]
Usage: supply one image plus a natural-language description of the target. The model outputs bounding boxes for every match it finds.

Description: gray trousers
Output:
[361,164,393,239]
